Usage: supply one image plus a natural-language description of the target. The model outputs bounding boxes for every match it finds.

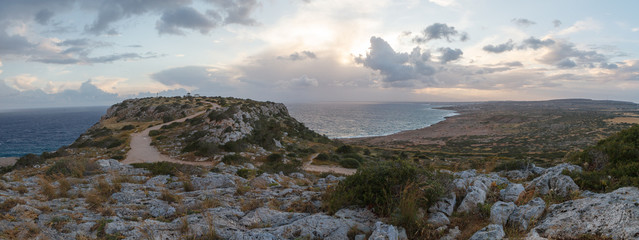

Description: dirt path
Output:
[302,153,357,175]
[122,104,218,167]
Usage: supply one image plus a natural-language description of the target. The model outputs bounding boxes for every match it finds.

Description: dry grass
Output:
[57,177,72,198]
[12,185,28,195]
[240,198,262,212]
[0,198,25,212]
[160,189,181,204]
[38,177,56,200]
[235,184,251,196]
[85,177,121,210]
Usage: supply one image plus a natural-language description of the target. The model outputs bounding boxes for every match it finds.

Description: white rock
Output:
[500,183,524,202]
[490,201,516,226]
[469,224,505,240]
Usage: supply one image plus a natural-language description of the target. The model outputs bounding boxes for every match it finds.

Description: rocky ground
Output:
[1,157,638,239]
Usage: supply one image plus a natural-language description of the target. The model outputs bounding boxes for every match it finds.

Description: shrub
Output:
[336,145,354,154]
[14,154,46,168]
[120,125,135,131]
[315,153,329,161]
[493,159,531,172]
[46,159,101,177]
[260,159,302,175]
[339,158,360,169]
[568,125,639,192]
[222,154,248,165]
[222,140,248,153]
[131,162,204,176]
[149,130,162,137]
[322,160,448,216]
[236,169,258,179]
[266,153,283,163]
[342,153,364,163]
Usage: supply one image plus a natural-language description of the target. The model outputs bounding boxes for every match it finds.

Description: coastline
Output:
[0,157,17,167]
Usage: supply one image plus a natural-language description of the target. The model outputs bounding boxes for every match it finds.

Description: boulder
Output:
[490,201,516,226]
[500,183,524,202]
[148,199,176,218]
[457,185,487,213]
[469,224,505,240]
[191,172,236,190]
[240,207,309,228]
[368,221,408,240]
[440,226,461,240]
[427,212,450,227]
[530,187,639,239]
[428,192,456,216]
[508,197,545,231]
[527,164,581,196]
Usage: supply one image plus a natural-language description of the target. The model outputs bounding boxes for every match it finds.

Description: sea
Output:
[0,106,108,157]
[0,102,456,157]
[286,102,457,138]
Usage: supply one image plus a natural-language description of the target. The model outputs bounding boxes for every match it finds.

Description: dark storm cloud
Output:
[412,23,468,43]
[439,47,463,64]
[553,20,562,28]
[355,36,436,87]
[482,40,514,53]
[156,6,218,35]
[519,37,555,50]
[511,18,536,27]
[277,51,317,61]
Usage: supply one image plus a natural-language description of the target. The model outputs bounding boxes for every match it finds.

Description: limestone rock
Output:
[427,212,450,227]
[508,197,545,231]
[191,172,236,190]
[527,163,581,197]
[440,226,461,240]
[240,207,309,228]
[490,201,516,226]
[469,224,505,240]
[369,221,408,240]
[428,192,456,216]
[148,199,176,218]
[530,187,639,239]
[457,185,487,213]
[500,183,524,202]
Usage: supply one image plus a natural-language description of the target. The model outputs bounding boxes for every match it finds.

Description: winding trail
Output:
[122,104,218,167]
[303,153,357,175]
[121,102,357,175]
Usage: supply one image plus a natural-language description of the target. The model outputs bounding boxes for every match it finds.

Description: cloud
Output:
[600,62,618,69]
[355,37,437,87]
[439,47,463,63]
[282,75,319,88]
[34,9,55,25]
[553,20,562,28]
[31,52,159,65]
[558,18,601,35]
[519,37,555,50]
[556,58,577,69]
[428,0,456,7]
[156,7,218,35]
[412,23,468,43]
[511,18,536,27]
[503,61,523,67]
[482,40,514,53]
[83,0,188,35]
[150,65,233,88]
[0,79,123,109]
[0,30,35,55]
[277,51,317,61]
[207,0,260,26]
[5,74,40,91]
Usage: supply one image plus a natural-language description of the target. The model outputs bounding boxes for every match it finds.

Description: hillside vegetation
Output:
[567,124,639,192]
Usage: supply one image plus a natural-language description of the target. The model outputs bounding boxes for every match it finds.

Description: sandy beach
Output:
[0,157,18,167]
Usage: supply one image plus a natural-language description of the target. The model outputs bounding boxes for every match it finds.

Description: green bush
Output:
[260,159,302,175]
[339,158,360,169]
[14,154,45,168]
[567,124,639,192]
[336,145,354,154]
[342,153,364,163]
[315,153,329,161]
[161,122,182,130]
[131,162,204,176]
[222,154,248,165]
[236,169,259,179]
[120,125,135,131]
[322,160,448,217]
[149,130,162,136]
[266,153,283,163]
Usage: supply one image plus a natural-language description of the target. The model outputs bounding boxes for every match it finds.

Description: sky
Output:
[1,0,638,109]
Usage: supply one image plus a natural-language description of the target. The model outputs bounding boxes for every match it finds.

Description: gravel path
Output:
[122,103,218,166]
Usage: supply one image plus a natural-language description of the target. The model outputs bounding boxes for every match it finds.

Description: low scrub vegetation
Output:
[322,160,450,238]
[567,124,639,192]
[46,158,101,177]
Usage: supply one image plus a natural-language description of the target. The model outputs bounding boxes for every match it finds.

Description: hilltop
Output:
[0,96,638,239]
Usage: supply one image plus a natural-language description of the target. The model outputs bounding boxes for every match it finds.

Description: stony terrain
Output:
[1,97,638,239]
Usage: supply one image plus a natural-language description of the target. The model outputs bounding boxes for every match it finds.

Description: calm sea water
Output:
[0,107,107,157]
[286,102,457,138]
